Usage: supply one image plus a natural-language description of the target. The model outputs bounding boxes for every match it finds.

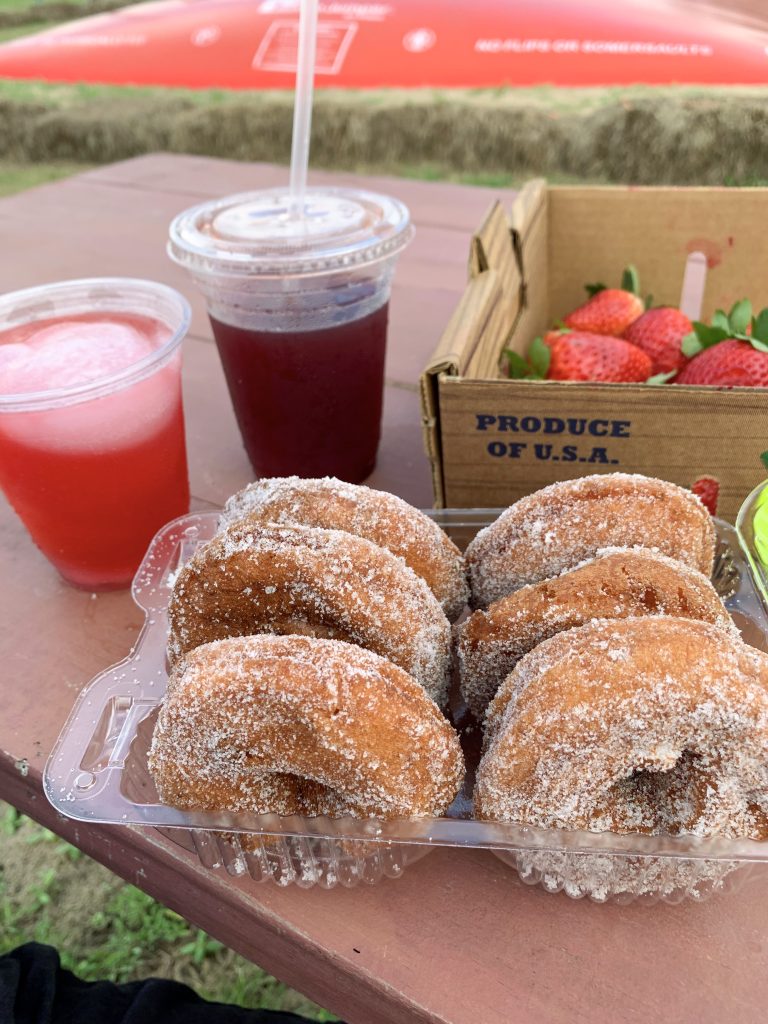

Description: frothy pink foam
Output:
[0,318,160,396]
[0,314,179,452]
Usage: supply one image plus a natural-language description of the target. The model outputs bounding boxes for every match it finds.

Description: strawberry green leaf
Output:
[762,451,768,474]
[681,331,703,357]
[553,319,571,331]
[646,370,678,385]
[505,349,538,380]
[585,282,607,298]
[712,309,730,332]
[528,336,551,377]
[644,294,654,310]
[729,298,753,335]
[693,322,731,349]
[729,298,753,336]
[752,308,768,345]
[621,264,640,296]
[750,338,768,353]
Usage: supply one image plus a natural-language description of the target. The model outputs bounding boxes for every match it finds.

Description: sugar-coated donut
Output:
[149,635,465,819]
[168,517,452,706]
[221,476,469,621]
[457,547,735,720]
[476,617,768,839]
[465,473,716,608]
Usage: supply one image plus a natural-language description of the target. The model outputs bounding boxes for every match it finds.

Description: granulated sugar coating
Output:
[149,635,465,820]
[477,617,768,841]
[168,518,452,706]
[465,473,716,608]
[457,547,736,720]
[220,477,469,621]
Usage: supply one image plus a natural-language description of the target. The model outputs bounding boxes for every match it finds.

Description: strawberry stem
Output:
[621,264,640,296]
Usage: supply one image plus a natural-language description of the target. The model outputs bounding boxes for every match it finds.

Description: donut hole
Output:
[745,797,768,837]
[639,586,660,613]
[234,766,338,816]
[610,750,703,833]
[595,574,663,613]
[246,613,347,642]
[232,758,381,818]
[673,587,698,617]
[617,565,688,615]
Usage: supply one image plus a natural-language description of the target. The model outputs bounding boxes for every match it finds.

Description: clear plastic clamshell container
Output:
[45,503,768,903]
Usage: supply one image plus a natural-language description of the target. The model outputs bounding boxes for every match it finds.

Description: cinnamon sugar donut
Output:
[149,635,465,819]
[221,477,469,621]
[168,517,452,706]
[476,617,768,839]
[466,473,716,608]
[458,547,735,720]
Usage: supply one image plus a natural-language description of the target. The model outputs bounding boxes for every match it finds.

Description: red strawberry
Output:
[691,476,719,516]
[622,307,693,375]
[677,340,768,386]
[563,265,645,337]
[542,329,564,347]
[544,331,652,383]
[676,300,768,387]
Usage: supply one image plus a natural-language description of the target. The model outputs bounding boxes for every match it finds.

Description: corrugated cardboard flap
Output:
[508,177,549,352]
[421,194,534,503]
[509,178,547,245]
[421,270,503,504]
[470,200,517,281]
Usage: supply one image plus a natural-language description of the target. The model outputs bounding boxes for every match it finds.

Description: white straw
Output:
[289,0,319,220]
[679,251,707,321]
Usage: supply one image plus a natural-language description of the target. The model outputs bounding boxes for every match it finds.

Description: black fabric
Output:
[0,944,326,1024]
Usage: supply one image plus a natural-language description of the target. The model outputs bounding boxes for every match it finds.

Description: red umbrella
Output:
[0,0,765,88]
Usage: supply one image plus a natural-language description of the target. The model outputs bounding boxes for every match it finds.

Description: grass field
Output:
[0,158,89,193]
[0,156,587,198]
[0,0,125,44]
[0,0,91,9]
[1,75,768,184]
[0,22,54,40]
[0,802,338,1019]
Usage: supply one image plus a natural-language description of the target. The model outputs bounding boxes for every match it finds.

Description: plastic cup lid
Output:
[168,186,414,278]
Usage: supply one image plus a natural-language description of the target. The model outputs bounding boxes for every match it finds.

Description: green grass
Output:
[0,0,91,9]
[0,0,135,40]
[0,156,761,205]
[0,21,54,39]
[1,79,767,111]
[0,159,91,194]
[0,158,601,199]
[1,79,766,185]
[0,804,338,1020]
[394,162,610,188]
[0,78,246,106]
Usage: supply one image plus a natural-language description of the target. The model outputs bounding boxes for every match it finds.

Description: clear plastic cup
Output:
[0,278,191,590]
[168,187,414,483]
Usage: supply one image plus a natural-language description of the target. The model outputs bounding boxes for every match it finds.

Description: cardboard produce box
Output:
[421,180,768,521]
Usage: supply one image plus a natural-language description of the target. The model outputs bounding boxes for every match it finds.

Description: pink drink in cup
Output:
[168,187,413,482]
[0,279,190,589]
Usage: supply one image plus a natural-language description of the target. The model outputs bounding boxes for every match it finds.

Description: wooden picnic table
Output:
[1,155,767,1024]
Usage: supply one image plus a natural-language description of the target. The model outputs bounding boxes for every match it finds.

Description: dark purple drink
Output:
[210,302,388,482]
[169,188,413,476]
